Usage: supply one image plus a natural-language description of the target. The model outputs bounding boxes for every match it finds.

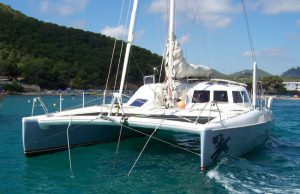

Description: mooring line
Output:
[128,128,157,176]
[117,121,200,157]
[112,119,124,169]
[66,117,74,178]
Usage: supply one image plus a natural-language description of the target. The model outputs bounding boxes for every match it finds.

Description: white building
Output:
[283,82,300,91]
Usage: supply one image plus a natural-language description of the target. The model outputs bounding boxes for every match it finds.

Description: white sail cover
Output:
[166,38,212,78]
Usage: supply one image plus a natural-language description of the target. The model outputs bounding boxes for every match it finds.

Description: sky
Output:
[1,0,300,75]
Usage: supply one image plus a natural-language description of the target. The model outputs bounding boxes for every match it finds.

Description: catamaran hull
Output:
[22,117,149,155]
[200,120,273,169]
[22,110,273,170]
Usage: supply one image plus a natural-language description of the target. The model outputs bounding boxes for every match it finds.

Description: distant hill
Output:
[0,3,161,89]
[282,66,300,77]
[210,69,227,79]
[229,68,272,79]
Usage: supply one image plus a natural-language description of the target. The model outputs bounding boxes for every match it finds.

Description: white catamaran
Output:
[22,0,273,170]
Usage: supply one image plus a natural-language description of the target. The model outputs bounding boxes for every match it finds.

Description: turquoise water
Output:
[0,96,299,193]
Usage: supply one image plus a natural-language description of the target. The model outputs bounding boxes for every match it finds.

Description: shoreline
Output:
[2,92,300,100]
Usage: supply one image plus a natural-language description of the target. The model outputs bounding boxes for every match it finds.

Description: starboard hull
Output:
[200,120,273,169]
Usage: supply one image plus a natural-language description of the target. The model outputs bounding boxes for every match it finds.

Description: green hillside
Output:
[229,68,272,79]
[0,3,161,89]
[210,69,227,79]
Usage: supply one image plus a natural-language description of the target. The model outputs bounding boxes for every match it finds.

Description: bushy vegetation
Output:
[4,80,23,92]
[261,76,286,94]
[0,3,162,89]
[243,76,287,95]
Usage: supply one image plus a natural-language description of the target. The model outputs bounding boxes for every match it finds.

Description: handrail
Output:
[31,93,108,116]
[194,101,210,124]
[194,101,223,124]
[214,102,222,121]
[31,97,49,116]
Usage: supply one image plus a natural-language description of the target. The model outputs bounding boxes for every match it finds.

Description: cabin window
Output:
[232,91,243,103]
[241,91,250,103]
[192,90,210,103]
[130,99,148,107]
[214,91,228,102]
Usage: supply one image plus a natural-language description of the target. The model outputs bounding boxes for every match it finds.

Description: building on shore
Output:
[283,82,300,91]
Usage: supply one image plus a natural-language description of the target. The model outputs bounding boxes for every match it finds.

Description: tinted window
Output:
[143,75,155,84]
[130,99,148,107]
[241,91,250,103]
[214,91,228,102]
[192,90,210,103]
[232,91,243,103]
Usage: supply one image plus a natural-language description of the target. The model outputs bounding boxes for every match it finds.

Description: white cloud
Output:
[100,25,144,40]
[243,48,286,58]
[37,0,89,16]
[100,25,127,39]
[254,0,300,14]
[285,32,300,41]
[179,34,190,44]
[243,50,260,57]
[148,0,166,13]
[39,0,49,13]
[148,0,240,30]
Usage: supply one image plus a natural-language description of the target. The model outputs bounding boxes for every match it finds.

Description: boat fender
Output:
[267,97,273,109]
[177,100,186,109]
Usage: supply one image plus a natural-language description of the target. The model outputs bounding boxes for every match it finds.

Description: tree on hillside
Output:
[261,76,286,94]
[0,3,162,89]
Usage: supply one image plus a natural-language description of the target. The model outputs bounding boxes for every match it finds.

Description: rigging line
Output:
[38,115,200,161]
[113,0,132,92]
[131,51,162,76]
[159,36,169,83]
[192,0,201,24]
[155,11,165,56]
[242,0,256,62]
[153,10,167,83]
[113,41,125,91]
[129,55,158,94]
[97,113,200,156]
[128,128,157,176]
[113,119,200,156]
[130,54,144,77]
[184,0,187,59]
[158,43,166,83]
[173,114,194,123]
[66,116,74,178]
[192,0,211,66]
[35,107,116,144]
[112,118,123,170]
[128,118,164,176]
[104,0,126,103]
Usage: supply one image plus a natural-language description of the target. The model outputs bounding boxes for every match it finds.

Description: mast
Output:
[252,61,257,108]
[118,0,139,97]
[166,0,175,106]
